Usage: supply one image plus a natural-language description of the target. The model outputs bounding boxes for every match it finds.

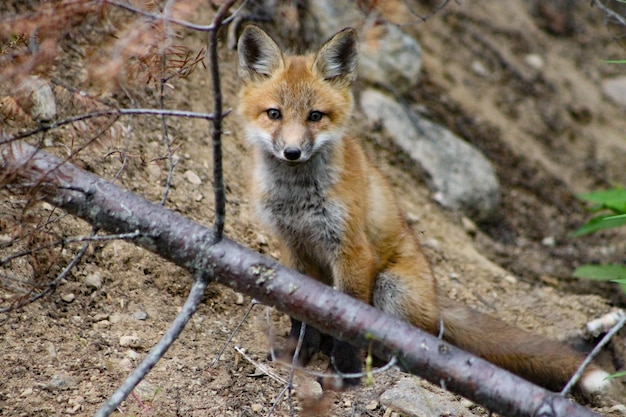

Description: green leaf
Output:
[575,189,626,214]
[606,371,626,380]
[571,214,626,237]
[604,60,626,64]
[573,265,626,282]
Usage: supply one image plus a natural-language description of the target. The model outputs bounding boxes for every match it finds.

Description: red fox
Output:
[236,25,609,395]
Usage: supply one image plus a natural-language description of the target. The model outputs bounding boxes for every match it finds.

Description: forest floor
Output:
[2,1,626,416]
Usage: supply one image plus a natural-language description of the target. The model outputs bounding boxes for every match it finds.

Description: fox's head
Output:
[237,25,357,164]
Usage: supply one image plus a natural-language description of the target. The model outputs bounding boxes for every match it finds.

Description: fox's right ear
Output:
[237,25,284,82]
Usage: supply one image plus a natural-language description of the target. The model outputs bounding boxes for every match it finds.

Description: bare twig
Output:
[399,0,454,25]
[158,61,175,205]
[560,313,626,397]
[5,108,220,142]
[211,298,259,367]
[94,273,210,417]
[233,345,289,385]
[0,231,141,267]
[0,227,96,313]
[595,0,626,28]
[102,0,247,32]
[155,0,180,206]
[286,320,307,415]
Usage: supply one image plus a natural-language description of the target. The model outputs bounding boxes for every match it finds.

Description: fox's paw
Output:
[268,336,315,366]
[318,368,361,391]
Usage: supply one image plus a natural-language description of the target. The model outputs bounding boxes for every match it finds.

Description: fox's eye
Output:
[308,111,324,122]
[266,109,282,120]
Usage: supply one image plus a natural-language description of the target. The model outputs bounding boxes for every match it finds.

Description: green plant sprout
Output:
[572,188,626,294]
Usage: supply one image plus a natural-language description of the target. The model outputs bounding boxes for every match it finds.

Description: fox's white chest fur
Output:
[255,148,346,265]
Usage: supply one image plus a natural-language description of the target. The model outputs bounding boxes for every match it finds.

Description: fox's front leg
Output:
[321,236,379,390]
[273,246,329,365]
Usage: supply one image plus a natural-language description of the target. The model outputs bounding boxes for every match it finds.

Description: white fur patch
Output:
[580,369,610,394]
[243,126,274,151]
[313,130,343,152]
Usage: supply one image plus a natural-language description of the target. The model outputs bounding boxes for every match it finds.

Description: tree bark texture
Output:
[0,140,601,417]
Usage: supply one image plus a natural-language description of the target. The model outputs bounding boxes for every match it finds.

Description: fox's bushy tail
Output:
[439,296,609,395]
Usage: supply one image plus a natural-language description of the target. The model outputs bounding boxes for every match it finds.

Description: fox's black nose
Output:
[283,147,302,161]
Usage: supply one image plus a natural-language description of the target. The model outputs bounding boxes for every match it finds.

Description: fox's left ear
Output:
[313,28,358,84]
[238,25,285,82]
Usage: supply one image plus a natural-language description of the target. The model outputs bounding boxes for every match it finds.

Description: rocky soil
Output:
[2,1,626,416]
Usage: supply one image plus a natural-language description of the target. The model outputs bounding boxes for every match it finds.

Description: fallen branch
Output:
[0,140,601,417]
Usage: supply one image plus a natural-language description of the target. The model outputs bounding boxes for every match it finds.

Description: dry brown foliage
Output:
[0,0,210,312]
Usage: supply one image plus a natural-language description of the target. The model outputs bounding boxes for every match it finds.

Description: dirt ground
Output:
[2,1,626,416]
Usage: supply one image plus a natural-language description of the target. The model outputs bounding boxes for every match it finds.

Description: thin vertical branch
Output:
[90,2,237,415]
[208,0,237,242]
[158,0,177,206]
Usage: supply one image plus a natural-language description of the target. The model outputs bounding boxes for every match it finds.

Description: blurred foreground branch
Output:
[0,139,601,417]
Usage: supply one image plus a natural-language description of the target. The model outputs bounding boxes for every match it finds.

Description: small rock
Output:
[61,293,75,303]
[303,378,323,399]
[461,216,478,236]
[365,400,379,411]
[461,398,475,409]
[12,75,57,123]
[256,233,268,246]
[146,163,161,179]
[93,313,109,322]
[423,238,440,251]
[46,342,57,359]
[125,349,141,360]
[84,273,102,290]
[119,335,141,348]
[134,380,157,401]
[41,202,54,211]
[195,193,204,202]
[93,320,110,330]
[602,75,626,109]
[119,357,133,371]
[380,379,436,417]
[503,275,518,285]
[541,236,556,247]
[405,212,420,224]
[471,60,488,77]
[68,396,84,407]
[524,54,544,71]
[183,170,202,185]
[608,404,626,413]
[20,387,33,397]
[133,310,148,321]
[49,373,76,391]
[251,403,263,413]
[109,312,122,324]
[235,293,245,305]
